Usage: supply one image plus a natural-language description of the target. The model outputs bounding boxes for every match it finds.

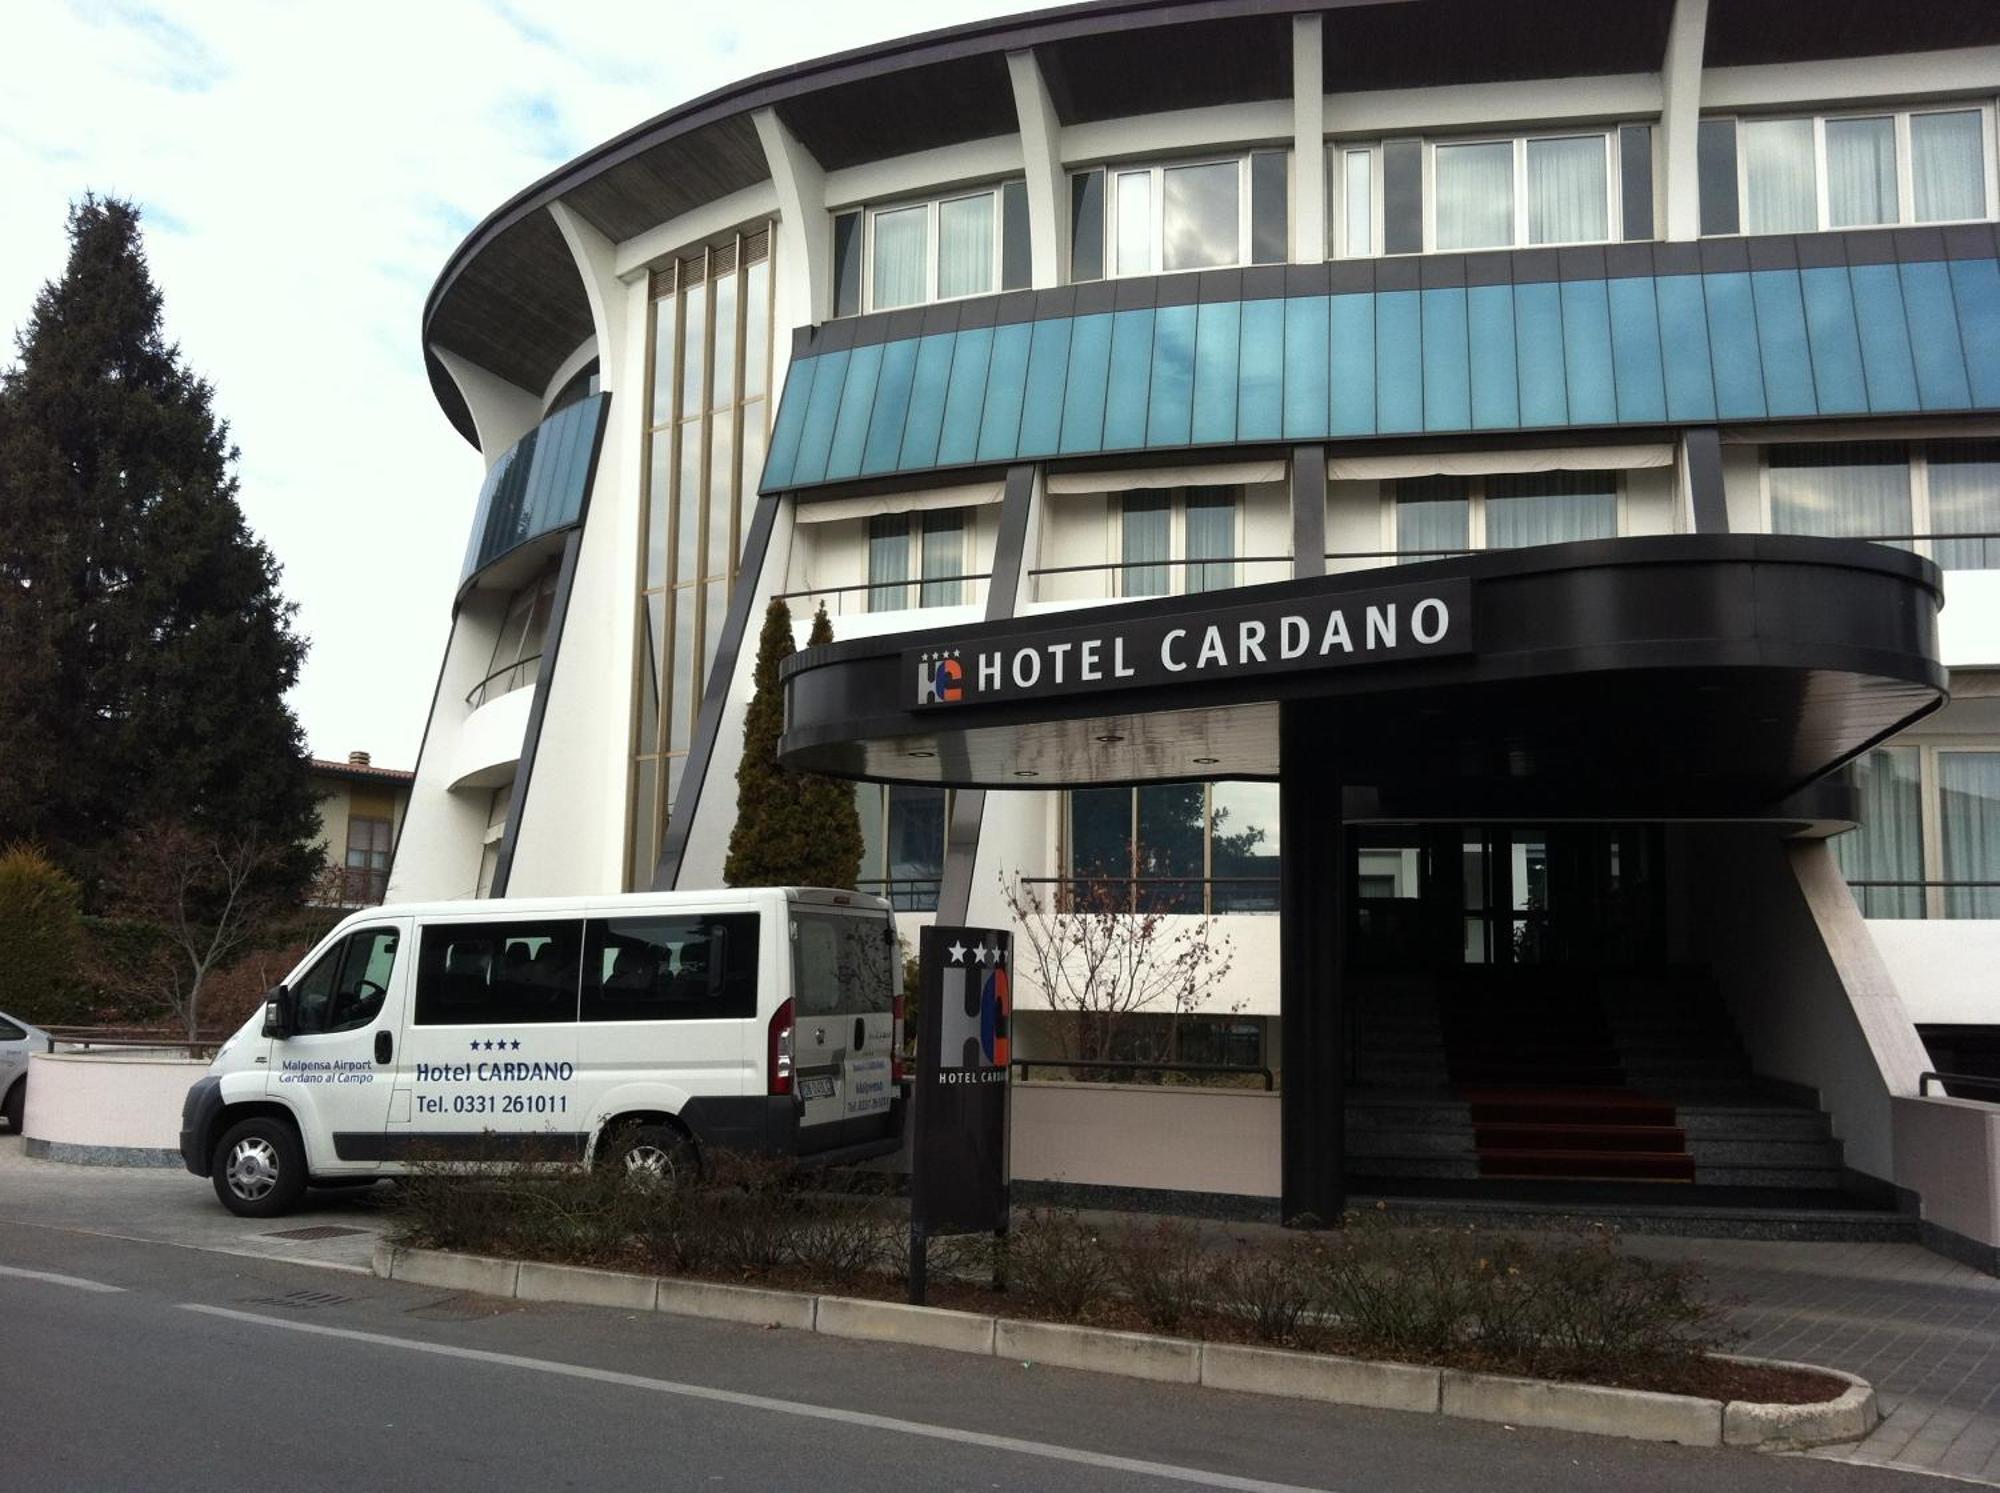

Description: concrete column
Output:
[1280,701,1345,1225]
[1007,51,1066,289]
[1291,13,1326,265]
[1682,426,1728,533]
[1661,0,1710,242]
[754,108,830,327]
[432,348,539,468]
[1290,445,1327,578]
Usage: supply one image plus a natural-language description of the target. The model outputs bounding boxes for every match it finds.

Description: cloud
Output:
[1,0,1031,770]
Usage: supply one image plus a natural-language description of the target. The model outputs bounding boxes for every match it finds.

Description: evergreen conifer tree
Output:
[723,600,863,890]
[0,196,316,894]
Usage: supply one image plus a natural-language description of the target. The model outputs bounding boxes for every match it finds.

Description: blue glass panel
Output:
[1559,279,1617,425]
[1329,294,1375,436]
[1420,288,1470,432]
[898,334,957,470]
[790,347,850,485]
[1375,291,1422,434]
[1950,259,2000,409]
[1060,313,1114,454]
[1653,276,1716,422]
[824,343,881,481]
[1702,272,1766,419]
[1102,309,1156,451]
[1237,298,1284,441]
[1750,270,1815,417]
[1283,295,1331,439]
[1513,281,1568,427]
[1849,263,1919,412]
[462,395,607,582]
[1799,267,1867,415]
[1191,300,1241,445]
[861,338,918,475]
[935,327,993,466]
[1901,260,1972,410]
[762,354,817,489]
[1466,284,1519,430]
[1146,303,1198,448]
[1606,276,1666,424]
[1018,318,1073,458]
[976,322,1033,462]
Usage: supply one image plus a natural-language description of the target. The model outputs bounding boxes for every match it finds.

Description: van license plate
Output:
[798,1076,836,1101]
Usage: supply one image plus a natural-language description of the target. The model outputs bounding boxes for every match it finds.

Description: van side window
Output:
[289,928,401,1035]
[791,913,895,1017]
[414,921,583,1026]
[582,914,758,1022]
[0,1018,25,1041]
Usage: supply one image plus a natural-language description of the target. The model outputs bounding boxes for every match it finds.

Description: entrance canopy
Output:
[778,536,1946,819]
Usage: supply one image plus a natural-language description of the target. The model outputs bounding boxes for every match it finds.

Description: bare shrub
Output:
[1216,1236,1332,1349]
[1005,1209,1113,1320]
[1109,1218,1217,1334]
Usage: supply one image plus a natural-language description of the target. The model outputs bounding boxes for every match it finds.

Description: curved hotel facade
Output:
[393,0,2000,1250]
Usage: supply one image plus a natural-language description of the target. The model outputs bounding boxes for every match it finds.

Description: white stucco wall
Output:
[24,1053,202,1159]
[1012,1080,1280,1198]
[1868,920,2000,1026]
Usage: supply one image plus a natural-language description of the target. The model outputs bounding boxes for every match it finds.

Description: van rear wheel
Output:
[212,1117,308,1218]
[601,1123,695,1187]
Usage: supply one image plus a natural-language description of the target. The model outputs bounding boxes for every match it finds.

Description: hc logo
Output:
[941,950,1010,1070]
[916,654,963,704]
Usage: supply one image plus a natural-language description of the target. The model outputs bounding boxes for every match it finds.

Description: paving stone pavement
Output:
[1624,1236,2000,1481]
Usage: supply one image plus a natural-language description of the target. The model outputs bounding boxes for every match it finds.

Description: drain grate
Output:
[263,1225,371,1241]
[246,1288,354,1310]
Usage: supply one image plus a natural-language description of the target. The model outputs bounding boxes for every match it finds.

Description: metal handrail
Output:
[772,574,991,602]
[1026,554,1292,579]
[1920,1070,2000,1100]
[1847,879,2000,888]
[1012,1057,1275,1091]
[464,653,543,708]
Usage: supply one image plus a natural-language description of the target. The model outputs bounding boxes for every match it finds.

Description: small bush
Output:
[0,844,85,1024]
[1109,1218,1217,1334]
[1217,1236,1332,1349]
[1005,1209,1113,1320]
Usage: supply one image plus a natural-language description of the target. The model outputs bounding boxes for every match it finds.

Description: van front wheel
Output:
[600,1123,695,1187]
[212,1117,308,1217]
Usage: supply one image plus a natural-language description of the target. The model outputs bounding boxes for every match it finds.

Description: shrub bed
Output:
[388,1157,1839,1405]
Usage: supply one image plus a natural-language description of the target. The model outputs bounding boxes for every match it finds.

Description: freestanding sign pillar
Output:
[908,925,1012,1304]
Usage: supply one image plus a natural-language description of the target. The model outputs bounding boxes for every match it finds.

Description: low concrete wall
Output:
[1011,1080,1279,1198]
[1867,920,2000,1027]
[1891,1095,2000,1272]
[22,1052,203,1166]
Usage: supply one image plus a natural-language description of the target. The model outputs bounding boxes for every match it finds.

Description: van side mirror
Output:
[261,985,296,1039]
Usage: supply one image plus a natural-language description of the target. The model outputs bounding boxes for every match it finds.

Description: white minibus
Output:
[180,887,904,1217]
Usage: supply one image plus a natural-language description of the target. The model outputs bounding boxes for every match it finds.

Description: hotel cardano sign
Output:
[907,577,1472,709]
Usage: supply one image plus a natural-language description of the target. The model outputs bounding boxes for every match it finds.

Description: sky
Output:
[0,0,1032,770]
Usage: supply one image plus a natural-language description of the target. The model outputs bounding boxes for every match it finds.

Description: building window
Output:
[1836,746,1923,918]
[1070,153,1289,282]
[831,181,1030,316]
[1765,441,2000,568]
[1389,471,1618,557]
[470,567,556,709]
[856,784,949,911]
[1065,782,1280,915]
[1118,487,1240,597]
[1701,106,1996,236]
[864,507,972,612]
[344,817,392,905]
[1842,744,2000,919]
[631,227,774,889]
[1336,129,1648,258]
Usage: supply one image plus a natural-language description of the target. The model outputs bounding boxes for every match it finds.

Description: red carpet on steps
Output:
[1461,1089,1696,1183]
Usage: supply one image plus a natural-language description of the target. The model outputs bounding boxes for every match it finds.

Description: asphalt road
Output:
[0,1212,1936,1493]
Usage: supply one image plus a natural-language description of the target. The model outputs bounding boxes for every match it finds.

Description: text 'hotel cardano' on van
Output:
[392,0,2000,1263]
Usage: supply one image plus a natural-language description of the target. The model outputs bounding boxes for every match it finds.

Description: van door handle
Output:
[374,1031,393,1065]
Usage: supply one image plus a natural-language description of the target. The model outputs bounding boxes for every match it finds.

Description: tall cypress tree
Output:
[0,196,316,894]
[724,599,864,890]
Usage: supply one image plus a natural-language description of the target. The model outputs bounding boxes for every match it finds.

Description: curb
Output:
[371,1244,1875,1450]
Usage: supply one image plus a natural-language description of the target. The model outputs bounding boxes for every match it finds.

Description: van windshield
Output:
[792,912,894,1017]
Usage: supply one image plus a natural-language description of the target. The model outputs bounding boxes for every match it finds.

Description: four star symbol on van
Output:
[466,1039,524,1052]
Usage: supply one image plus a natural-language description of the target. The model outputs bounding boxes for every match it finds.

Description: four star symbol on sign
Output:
[917,648,963,663]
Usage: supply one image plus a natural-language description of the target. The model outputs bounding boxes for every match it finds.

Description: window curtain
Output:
[1484,471,1617,548]
[1834,746,1923,918]
[1183,488,1238,593]
[919,508,966,606]
[866,513,911,610]
[1527,136,1607,245]
[1825,117,1897,227]
[1395,476,1471,558]
[1912,110,1987,223]
[1928,440,2000,570]
[870,205,928,311]
[1940,752,2000,919]
[1435,141,1514,250]
[1121,493,1171,596]
[1767,442,1912,544]
[936,195,993,300]
[1743,118,1817,233]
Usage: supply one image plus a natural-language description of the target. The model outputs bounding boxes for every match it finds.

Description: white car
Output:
[1,1010,52,1133]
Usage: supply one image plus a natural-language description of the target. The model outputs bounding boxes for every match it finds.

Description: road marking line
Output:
[180,1304,1329,1492]
[0,1262,125,1293]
